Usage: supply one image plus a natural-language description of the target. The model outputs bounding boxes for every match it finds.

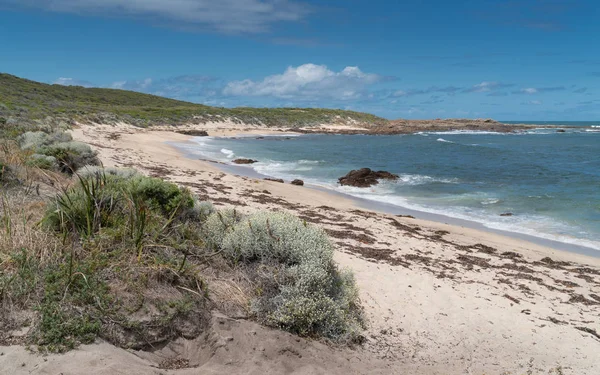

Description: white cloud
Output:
[53,77,93,87]
[521,87,538,94]
[467,81,502,93]
[223,64,382,100]
[7,0,309,33]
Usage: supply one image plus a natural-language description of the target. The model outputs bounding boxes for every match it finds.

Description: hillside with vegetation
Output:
[0,73,388,129]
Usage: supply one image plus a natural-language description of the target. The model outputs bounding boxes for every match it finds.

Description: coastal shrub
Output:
[78,166,139,179]
[42,173,196,238]
[211,210,364,342]
[188,199,215,222]
[27,154,57,170]
[18,131,49,150]
[16,131,97,173]
[17,130,72,150]
[202,209,242,250]
[39,141,99,173]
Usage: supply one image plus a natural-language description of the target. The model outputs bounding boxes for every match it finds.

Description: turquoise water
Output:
[176,127,600,251]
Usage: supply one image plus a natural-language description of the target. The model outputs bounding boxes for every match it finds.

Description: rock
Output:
[500,213,513,217]
[264,178,284,183]
[291,179,304,186]
[232,158,258,165]
[177,130,209,136]
[338,168,399,188]
[256,136,265,140]
[557,129,566,133]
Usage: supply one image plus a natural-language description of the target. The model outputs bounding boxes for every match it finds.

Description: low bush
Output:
[27,154,57,170]
[78,165,139,179]
[43,172,196,238]
[39,141,99,174]
[207,210,364,342]
[17,131,98,173]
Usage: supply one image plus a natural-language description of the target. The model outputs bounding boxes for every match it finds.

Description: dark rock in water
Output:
[291,179,304,186]
[256,136,265,140]
[232,158,258,165]
[338,168,399,188]
[500,213,513,217]
[264,177,284,183]
[177,130,209,136]
[557,129,566,133]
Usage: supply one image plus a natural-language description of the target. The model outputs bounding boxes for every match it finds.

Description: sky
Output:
[0,0,599,120]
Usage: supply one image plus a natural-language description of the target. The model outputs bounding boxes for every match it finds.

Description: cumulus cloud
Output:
[53,77,94,87]
[223,64,383,100]
[5,0,310,33]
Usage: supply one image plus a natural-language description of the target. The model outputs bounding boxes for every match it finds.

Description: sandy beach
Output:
[3,122,599,375]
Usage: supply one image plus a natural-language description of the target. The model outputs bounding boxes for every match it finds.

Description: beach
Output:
[19,121,591,374]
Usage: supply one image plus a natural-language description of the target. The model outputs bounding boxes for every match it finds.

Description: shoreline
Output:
[172,133,600,259]
[68,123,600,374]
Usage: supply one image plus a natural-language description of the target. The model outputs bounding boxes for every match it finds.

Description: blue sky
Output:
[0,0,599,120]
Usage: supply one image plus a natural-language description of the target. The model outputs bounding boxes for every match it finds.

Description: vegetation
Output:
[208,210,364,342]
[0,73,388,128]
[0,79,365,352]
[1,132,363,352]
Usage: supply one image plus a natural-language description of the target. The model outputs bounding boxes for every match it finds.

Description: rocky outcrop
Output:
[338,168,399,188]
[291,179,304,186]
[232,158,258,165]
[177,130,209,136]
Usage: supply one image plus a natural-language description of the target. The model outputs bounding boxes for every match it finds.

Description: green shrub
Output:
[209,210,364,342]
[40,141,99,173]
[27,154,57,169]
[78,166,139,179]
[43,173,196,238]
[18,131,50,150]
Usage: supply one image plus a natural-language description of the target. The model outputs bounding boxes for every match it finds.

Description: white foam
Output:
[336,189,600,251]
[437,138,454,143]
[426,130,505,135]
[220,148,236,159]
[397,174,459,185]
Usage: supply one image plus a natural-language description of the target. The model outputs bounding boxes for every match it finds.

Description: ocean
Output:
[174,123,600,252]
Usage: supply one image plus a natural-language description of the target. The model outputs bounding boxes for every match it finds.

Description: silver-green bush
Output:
[210,210,364,342]
[189,199,215,222]
[203,209,242,250]
[78,166,139,179]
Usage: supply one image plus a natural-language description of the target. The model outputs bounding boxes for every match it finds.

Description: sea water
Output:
[175,125,600,252]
